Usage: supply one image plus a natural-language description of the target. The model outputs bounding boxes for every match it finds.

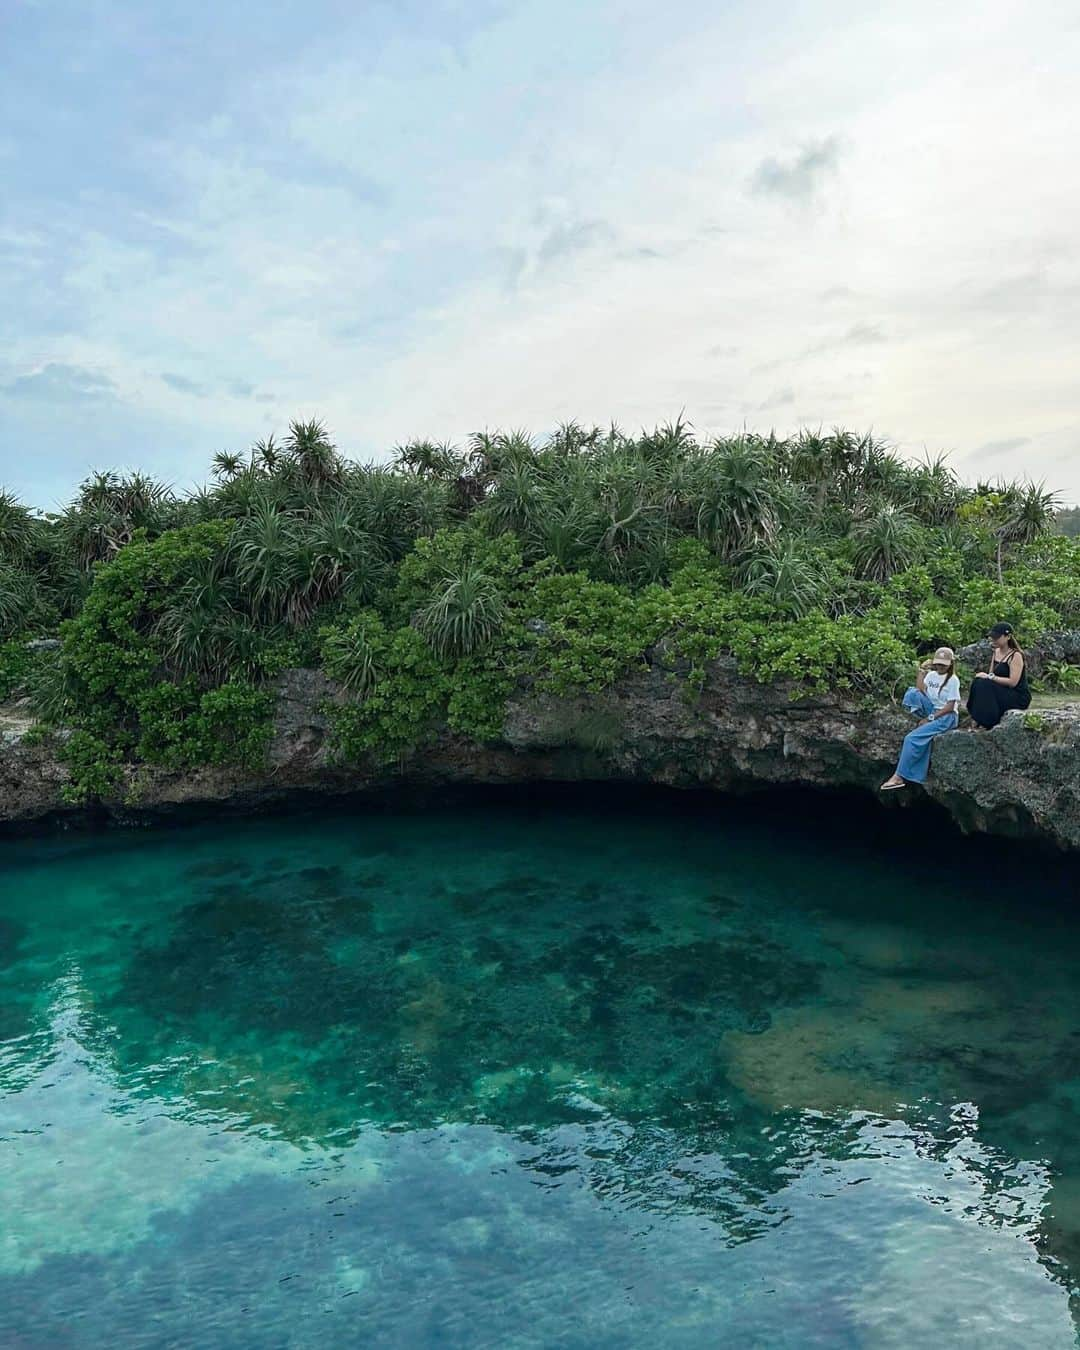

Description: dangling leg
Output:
[895,714,955,784]
[885,688,937,786]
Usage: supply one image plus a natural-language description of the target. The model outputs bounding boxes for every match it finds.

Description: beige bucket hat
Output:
[932,646,955,665]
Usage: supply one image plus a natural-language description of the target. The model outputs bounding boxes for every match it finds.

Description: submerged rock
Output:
[1,660,1079,849]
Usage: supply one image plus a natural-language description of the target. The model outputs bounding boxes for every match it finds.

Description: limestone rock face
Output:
[928,705,1080,844]
[0,712,72,824]
[1,662,1078,849]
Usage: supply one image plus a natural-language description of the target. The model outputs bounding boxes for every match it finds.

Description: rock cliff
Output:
[3,657,1079,848]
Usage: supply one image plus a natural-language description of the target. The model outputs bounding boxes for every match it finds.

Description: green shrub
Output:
[326,626,448,763]
[135,680,274,769]
[0,640,36,702]
[59,731,126,805]
[1,422,1076,779]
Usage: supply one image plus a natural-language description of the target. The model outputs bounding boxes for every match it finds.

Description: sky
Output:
[2,0,1079,509]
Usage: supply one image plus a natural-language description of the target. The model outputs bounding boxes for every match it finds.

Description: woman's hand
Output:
[974,672,990,680]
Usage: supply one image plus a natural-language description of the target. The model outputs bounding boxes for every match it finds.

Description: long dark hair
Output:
[989,623,1020,656]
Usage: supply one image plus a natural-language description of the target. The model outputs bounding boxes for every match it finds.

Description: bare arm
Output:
[992,652,1024,689]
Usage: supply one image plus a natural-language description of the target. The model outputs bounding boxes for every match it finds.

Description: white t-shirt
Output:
[924,670,960,711]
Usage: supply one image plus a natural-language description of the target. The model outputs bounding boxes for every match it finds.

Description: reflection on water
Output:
[1,790,1078,1347]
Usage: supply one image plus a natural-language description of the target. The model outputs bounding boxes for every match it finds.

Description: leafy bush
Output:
[60,731,126,805]
[1039,662,1080,693]
[326,626,447,763]
[0,640,36,702]
[132,679,274,769]
[1,420,1076,781]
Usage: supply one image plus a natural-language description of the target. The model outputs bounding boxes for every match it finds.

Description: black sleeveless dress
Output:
[966,653,1031,729]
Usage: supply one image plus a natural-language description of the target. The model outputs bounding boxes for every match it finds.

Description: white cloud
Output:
[2,0,1078,504]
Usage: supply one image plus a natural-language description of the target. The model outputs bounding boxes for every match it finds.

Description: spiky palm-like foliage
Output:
[60,471,175,567]
[28,649,78,723]
[527,497,599,571]
[545,421,602,457]
[414,562,507,659]
[636,415,695,465]
[320,620,379,696]
[851,505,925,582]
[212,451,245,481]
[392,440,463,480]
[252,437,281,473]
[739,541,829,618]
[0,491,40,565]
[284,419,343,492]
[155,556,242,683]
[481,461,547,537]
[697,438,780,558]
[231,503,298,622]
[0,564,40,638]
[901,454,963,525]
[307,500,388,607]
[343,469,450,559]
[1004,481,1060,547]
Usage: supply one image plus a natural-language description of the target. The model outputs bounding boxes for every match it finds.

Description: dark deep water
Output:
[2,787,1079,1348]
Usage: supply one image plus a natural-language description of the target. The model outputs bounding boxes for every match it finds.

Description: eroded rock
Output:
[1,663,1078,849]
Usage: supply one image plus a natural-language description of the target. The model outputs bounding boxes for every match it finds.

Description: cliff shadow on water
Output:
[2,773,1075,881]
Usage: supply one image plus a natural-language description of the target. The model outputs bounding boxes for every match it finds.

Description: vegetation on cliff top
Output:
[1,420,1076,801]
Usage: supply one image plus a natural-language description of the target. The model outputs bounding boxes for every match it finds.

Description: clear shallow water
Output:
[1,790,1079,1349]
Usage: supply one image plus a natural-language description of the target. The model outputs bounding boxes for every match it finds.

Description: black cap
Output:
[989,622,1013,638]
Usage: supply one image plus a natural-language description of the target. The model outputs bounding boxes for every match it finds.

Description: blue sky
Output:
[3,0,1078,508]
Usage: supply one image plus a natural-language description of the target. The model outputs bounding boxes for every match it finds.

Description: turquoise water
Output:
[2,789,1079,1348]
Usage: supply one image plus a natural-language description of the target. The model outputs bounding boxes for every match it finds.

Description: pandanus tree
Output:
[591,454,667,578]
[1004,481,1060,547]
[696,437,780,558]
[851,504,925,581]
[0,490,40,565]
[284,419,343,493]
[60,471,174,567]
[231,502,298,622]
[252,437,281,473]
[0,564,40,638]
[901,454,963,526]
[739,539,829,618]
[212,452,245,482]
[155,554,245,684]
[527,496,599,571]
[959,482,1061,581]
[480,460,547,537]
[392,439,463,481]
[546,420,602,457]
[344,468,450,558]
[636,415,695,466]
[415,560,507,659]
[306,498,388,608]
[787,430,837,510]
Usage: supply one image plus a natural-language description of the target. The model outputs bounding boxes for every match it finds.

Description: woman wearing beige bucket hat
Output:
[880,647,960,790]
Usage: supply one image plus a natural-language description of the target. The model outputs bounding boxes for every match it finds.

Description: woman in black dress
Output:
[967,622,1031,729]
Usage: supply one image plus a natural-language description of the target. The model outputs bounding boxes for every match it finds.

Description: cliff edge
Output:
[2,658,1078,849]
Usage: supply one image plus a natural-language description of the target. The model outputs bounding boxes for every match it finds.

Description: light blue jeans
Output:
[896,688,957,783]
